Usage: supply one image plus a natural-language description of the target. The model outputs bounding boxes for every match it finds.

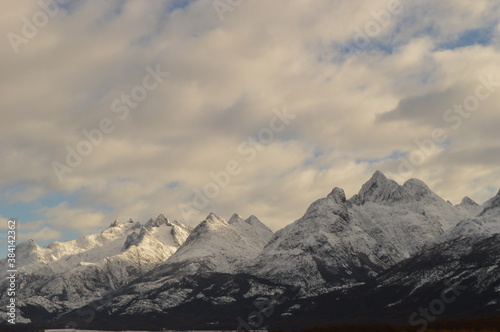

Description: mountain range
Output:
[1,171,499,330]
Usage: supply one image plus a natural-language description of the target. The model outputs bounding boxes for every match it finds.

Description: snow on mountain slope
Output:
[1,219,138,274]
[0,215,192,322]
[94,213,274,315]
[67,233,500,331]
[351,171,466,231]
[440,190,500,241]
[93,171,485,321]
[455,196,483,217]
[480,189,500,217]
[441,217,499,241]
[247,171,473,295]
[370,233,500,318]
[150,212,273,275]
[267,233,500,329]
[247,187,401,296]
[349,171,468,257]
[3,171,496,326]
[228,213,274,249]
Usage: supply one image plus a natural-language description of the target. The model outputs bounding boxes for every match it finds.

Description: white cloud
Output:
[18,227,62,244]
[37,202,107,232]
[0,216,9,231]
[1,0,500,243]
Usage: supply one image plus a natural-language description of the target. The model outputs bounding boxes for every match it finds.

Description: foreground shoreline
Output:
[1,315,499,332]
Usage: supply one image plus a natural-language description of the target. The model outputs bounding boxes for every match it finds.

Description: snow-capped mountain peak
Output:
[145,213,170,228]
[455,196,483,218]
[17,238,39,252]
[0,215,193,322]
[109,219,121,228]
[122,226,151,250]
[480,189,500,217]
[352,171,441,205]
[352,170,406,204]
[248,171,480,294]
[228,212,245,224]
[327,187,347,204]
[246,214,272,231]
[206,212,227,224]
[432,189,500,242]
[165,212,272,272]
[228,213,273,234]
[402,178,434,199]
[13,239,49,267]
[460,196,479,206]
[3,173,500,327]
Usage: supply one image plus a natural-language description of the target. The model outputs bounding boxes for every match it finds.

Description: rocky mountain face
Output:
[1,171,499,330]
[163,213,273,274]
[442,190,500,242]
[246,171,469,295]
[0,215,192,323]
[255,233,500,330]
[84,213,274,318]
[455,196,483,217]
[246,186,398,296]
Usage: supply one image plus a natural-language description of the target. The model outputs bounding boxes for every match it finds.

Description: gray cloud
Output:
[1,0,500,245]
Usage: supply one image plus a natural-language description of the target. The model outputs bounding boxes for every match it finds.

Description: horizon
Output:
[2,169,498,258]
[2,0,500,260]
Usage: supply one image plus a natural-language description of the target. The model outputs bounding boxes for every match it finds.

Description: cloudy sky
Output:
[1,0,500,256]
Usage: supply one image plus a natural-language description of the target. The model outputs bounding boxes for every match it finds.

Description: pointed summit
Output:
[156,214,168,222]
[230,215,273,249]
[328,187,346,204]
[227,214,271,236]
[245,215,271,231]
[363,170,392,187]
[161,212,272,275]
[145,214,170,229]
[122,226,151,250]
[354,171,405,204]
[403,178,434,200]
[155,214,170,226]
[460,196,478,206]
[18,239,39,251]
[109,220,121,228]
[372,170,387,180]
[14,239,50,267]
[206,212,225,223]
[228,213,245,224]
[191,213,228,232]
[480,192,500,216]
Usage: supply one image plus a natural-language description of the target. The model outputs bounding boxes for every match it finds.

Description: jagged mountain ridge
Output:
[58,171,499,330]
[0,214,192,323]
[163,213,273,274]
[59,232,500,331]
[246,171,474,295]
[2,171,499,328]
[262,233,500,329]
[455,196,483,217]
[91,213,274,316]
[441,190,500,242]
